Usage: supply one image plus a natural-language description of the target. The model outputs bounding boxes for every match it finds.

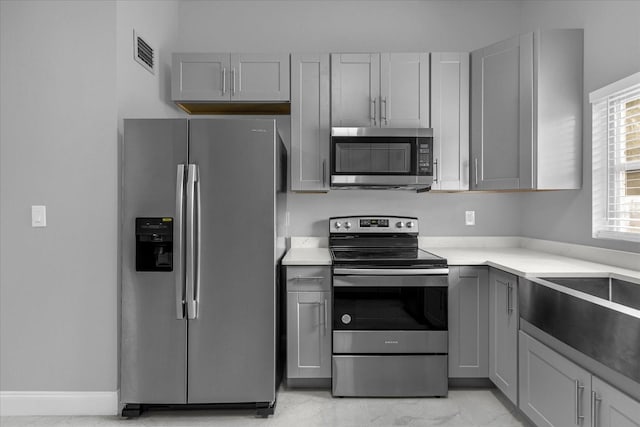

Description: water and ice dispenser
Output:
[135,218,173,272]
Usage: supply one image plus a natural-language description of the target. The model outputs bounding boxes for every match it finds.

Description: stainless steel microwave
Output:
[330,127,434,191]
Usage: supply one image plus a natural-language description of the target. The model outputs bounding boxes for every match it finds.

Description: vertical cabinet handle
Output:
[175,164,186,319]
[371,98,377,126]
[323,299,328,336]
[575,380,585,425]
[474,158,479,186]
[232,68,236,96]
[433,159,439,184]
[507,283,513,315]
[382,97,388,126]
[322,159,327,187]
[222,67,227,95]
[591,391,601,427]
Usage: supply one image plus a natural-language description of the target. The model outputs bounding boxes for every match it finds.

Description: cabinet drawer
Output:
[286,266,331,292]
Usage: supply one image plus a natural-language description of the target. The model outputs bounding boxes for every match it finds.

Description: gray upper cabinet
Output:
[172,52,290,102]
[448,266,489,378]
[290,53,330,192]
[431,52,470,191]
[331,53,429,128]
[489,268,519,405]
[470,29,583,190]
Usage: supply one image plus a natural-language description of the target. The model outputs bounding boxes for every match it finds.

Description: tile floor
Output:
[1,388,530,427]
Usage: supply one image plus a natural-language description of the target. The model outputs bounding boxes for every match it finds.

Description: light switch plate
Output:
[465,210,475,226]
[32,205,46,227]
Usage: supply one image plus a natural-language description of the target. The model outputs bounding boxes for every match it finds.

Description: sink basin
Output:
[538,276,640,310]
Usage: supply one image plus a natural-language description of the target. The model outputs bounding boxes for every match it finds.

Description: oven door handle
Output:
[333,268,449,276]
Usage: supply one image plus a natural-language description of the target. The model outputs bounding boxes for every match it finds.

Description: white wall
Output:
[177,0,525,238]
[0,0,118,391]
[518,0,640,253]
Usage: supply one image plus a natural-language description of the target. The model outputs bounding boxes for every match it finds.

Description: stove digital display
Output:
[360,219,389,227]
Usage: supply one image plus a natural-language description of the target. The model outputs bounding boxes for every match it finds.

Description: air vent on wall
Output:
[133,30,155,74]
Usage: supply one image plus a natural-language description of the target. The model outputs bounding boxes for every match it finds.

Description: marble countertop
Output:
[282,244,640,281]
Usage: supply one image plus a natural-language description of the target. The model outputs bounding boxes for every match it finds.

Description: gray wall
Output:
[1,0,638,397]
[519,0,640,253]
[0,0,118,391]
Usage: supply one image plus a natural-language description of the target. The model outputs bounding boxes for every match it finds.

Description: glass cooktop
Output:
[330,247,446,267]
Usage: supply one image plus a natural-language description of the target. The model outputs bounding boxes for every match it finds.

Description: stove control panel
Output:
[330,216,419,234]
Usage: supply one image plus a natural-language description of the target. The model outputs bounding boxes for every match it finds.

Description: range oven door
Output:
[332,270,448,354]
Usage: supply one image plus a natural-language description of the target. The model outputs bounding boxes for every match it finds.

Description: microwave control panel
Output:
[417,139,432,176]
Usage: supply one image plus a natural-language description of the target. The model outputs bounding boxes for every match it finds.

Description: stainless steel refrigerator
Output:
[120,118,286,417]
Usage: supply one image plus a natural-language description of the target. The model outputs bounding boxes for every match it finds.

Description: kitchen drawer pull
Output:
[291,276,325,281]
[575,380,585,425]
[334,268,449,276]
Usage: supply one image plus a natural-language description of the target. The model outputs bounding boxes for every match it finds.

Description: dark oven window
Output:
[333,286,447,331]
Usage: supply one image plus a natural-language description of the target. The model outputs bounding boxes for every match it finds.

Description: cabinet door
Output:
[380,53,429,128]
[471,35,529,190]
[172,53,230,101]
[519,331,592,427]
[287,291,331,379]
[448,266,489,378]
[592,377,640,427]
[489,268,519,404]
[230,53,290,101]
[431,52,470,191]
[331,53,380,127]
[290,53,330,191]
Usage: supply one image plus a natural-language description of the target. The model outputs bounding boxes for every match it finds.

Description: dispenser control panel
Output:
[135,217,173,272]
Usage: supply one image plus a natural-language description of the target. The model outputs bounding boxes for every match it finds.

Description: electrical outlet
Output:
[32,205,47,227]
[465,210,475,226]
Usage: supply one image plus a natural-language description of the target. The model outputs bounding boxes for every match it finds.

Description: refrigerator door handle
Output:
[185,164,199,320]
[175,164,186,319]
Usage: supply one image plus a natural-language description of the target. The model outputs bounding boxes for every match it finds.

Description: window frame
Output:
[590,72,640,243]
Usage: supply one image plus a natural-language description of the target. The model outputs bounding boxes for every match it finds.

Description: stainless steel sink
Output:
[520,275,640,385]
[538,275,640,310]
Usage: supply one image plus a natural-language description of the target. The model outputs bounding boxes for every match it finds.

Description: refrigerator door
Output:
[121,119,188,404]
[187,119,277,404]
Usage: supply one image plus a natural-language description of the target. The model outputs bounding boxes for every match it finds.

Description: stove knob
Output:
[341,314,352,325]
[406,221,415,228]
[344,221,352,230]
[334,221,342,229]
[396,221,404,228]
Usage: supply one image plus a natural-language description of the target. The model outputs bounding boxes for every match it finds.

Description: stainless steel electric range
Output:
[329,215,449,397]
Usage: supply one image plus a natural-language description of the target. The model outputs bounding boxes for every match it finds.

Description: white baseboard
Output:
[0,391,118,416]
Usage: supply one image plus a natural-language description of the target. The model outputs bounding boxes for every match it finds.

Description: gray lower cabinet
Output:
[592,376,640,427]
[448,266,489,378]
[290,53,330,191]
[520,331,640,427]
[470,29,583,190]
[285,266,331,381]
[489,268,519,404]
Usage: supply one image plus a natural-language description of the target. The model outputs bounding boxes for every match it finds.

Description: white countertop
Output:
[282,241,640,281]
[282,248,332,265]
[428,247,640,281]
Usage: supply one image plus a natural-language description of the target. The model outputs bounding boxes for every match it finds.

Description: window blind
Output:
[591,72,640,242]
